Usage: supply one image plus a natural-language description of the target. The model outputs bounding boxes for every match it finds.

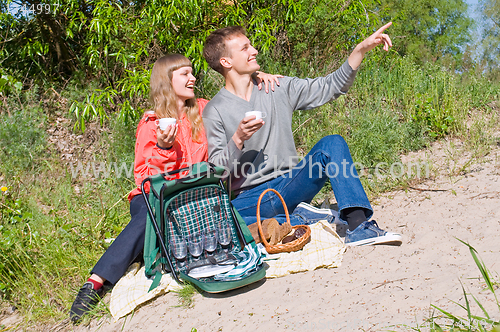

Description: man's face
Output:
[223,34,260,74]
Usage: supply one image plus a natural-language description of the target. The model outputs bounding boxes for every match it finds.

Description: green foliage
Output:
[0,188,32,226]
[0,109,47,174]
[412,93,455,138]
[479,0,500,74]
[353,56,472,137]
[291,54,472,166]
[1,0,306,129]
[266,0,381,76]
[0,70,22,96]
[106,116,137,166]
[378,0,473,66]
[71,0,305,128]
[0,0,76,79]
[462,73,500,109]
[1,0,478,130]
[343,106,425,166]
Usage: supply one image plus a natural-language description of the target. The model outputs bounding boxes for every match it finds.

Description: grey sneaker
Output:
[345,220,402,246]
[292,202,338,225]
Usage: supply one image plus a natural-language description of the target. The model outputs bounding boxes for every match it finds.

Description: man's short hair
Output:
[203,26,246,74]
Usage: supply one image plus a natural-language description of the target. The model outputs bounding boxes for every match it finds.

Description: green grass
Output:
[385,241,500,332]
[0,89,136,325]
[171,282,198,308]
[0,169,133,324]
[424,240,500,332]
[289,55,500,198]
[0,108,47,175]
[1,54,500,328]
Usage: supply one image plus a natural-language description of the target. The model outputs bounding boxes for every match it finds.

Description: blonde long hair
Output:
[150,54,203,142]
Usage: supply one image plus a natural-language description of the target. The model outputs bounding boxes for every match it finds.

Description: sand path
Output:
[67,140,500,332]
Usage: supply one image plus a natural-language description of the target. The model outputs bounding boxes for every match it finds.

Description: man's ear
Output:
[220,57,232,70]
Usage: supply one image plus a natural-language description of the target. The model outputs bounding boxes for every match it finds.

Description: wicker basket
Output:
[256,189,311,254]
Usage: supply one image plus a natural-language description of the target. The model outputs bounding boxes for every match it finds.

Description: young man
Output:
[202,23,402,246]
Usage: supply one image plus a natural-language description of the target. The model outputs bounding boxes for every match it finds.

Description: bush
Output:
[0,108,47,174]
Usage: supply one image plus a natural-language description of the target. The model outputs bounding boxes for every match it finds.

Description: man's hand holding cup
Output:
[232,111,266,150]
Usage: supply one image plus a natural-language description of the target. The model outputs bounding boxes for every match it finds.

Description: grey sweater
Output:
[202,60,358,192]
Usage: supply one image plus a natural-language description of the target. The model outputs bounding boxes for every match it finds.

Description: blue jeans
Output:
[232,135,373,226]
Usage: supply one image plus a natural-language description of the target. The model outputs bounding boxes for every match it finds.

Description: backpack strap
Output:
[142,176,179,291]
[231,207,255,245]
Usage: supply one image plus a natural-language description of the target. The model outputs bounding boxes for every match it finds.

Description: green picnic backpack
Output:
[141,162,265,293]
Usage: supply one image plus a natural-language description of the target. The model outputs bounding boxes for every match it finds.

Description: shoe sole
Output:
[345,232,403,247]
[296,202,334,215]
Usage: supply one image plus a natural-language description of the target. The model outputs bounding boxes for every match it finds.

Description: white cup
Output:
[156,118,176,130]
[245,111,267,120]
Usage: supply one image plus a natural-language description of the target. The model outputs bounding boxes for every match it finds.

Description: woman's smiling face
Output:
[171,66,196,101]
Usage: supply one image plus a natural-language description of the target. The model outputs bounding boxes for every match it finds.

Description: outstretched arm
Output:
[348,22,393,70]
[283,22,393,111]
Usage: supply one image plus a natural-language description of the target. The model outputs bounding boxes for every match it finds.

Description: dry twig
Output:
[372,278,408,290]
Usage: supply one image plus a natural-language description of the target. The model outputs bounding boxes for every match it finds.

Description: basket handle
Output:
[256,188,290,250]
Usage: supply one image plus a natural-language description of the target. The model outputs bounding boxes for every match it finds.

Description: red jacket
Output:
[128,98,209,201]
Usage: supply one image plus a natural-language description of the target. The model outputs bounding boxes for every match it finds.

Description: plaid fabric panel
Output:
[164,185,241,270]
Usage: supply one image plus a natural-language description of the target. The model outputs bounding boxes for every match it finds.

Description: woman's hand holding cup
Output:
[156,118,178,149]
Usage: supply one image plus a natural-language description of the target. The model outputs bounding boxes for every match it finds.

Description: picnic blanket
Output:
[109,220,345,320]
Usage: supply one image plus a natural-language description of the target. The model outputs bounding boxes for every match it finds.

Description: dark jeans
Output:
[232,135,373,226]
[92,194,147,285]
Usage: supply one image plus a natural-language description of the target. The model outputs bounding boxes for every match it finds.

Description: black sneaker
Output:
[69,282,104,324]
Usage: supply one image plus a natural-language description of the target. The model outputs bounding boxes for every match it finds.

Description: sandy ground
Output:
[7,140,500,332]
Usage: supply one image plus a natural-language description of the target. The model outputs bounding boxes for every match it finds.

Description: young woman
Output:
[69,54,280,323]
